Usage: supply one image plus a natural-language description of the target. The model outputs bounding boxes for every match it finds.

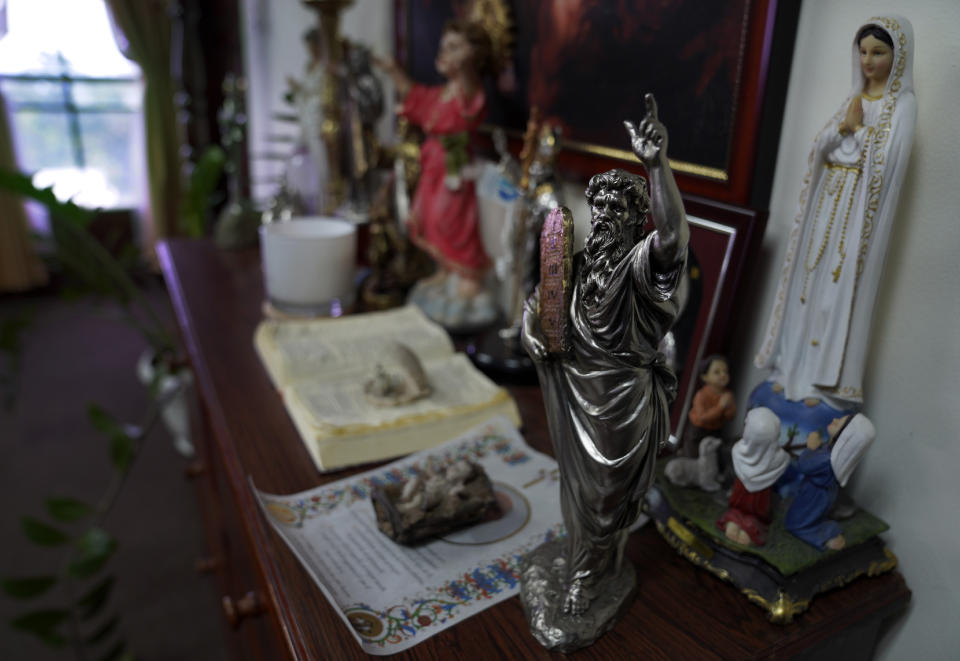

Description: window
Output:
[0,0,144,211]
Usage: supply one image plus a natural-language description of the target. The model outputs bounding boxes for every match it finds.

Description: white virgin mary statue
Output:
[755,15,916,410]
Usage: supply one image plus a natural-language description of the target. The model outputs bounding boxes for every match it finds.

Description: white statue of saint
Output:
[286,27,329,210]
[755,15,916,410]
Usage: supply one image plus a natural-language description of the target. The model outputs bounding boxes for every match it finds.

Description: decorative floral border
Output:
[259,423,560,652]
[263,429,532,528]
[342,524,565,647]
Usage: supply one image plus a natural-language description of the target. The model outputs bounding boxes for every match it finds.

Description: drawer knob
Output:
[222,591,266,628]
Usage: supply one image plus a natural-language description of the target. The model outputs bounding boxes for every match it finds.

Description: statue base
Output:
[519,538,636,652]
[465,326,537,381]
[407,274,498,334]
[645,467,896,623]
[360,277,406,312]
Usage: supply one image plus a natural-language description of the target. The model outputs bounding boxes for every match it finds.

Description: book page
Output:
[253,417,564,655]
[288,354,509,434]
[256,306,454,386]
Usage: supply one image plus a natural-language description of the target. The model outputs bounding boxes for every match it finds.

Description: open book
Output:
[254,306,522,472]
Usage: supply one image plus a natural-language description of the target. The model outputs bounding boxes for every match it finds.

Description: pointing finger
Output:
[644,93,658,120]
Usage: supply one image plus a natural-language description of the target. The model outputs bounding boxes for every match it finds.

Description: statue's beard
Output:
[580,217,628,306]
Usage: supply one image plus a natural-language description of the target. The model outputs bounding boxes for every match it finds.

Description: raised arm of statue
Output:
[624,93,688,270]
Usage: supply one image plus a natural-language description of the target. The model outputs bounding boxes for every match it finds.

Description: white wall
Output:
[728,2,960,657]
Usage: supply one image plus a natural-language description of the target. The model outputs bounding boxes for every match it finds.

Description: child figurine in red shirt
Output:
[678,354,736,458]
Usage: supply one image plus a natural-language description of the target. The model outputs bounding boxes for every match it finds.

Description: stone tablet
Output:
[538,207,574,354]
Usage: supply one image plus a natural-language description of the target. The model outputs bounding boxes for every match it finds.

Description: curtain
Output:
[0,3,48,293]
[105,0,181,251]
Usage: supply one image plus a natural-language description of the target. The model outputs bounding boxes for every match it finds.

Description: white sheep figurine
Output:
[664,435,722,492]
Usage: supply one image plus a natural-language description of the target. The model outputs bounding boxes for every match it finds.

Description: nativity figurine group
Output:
[663,375,879,554]
[660,11,913,557]
[692,404,875,552]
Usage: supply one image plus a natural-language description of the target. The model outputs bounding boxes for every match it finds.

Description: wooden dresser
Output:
[157,238,909,660]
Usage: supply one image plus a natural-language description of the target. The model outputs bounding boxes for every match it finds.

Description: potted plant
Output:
[0,166,216,657]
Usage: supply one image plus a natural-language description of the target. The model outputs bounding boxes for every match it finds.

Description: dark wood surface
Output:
[157,238,910,660]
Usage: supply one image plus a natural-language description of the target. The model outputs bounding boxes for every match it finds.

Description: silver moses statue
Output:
[520,94,689,651]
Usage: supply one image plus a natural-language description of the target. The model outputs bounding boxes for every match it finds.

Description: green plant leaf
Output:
[0,170,94,227]
[0,576,57,599]
[0,168,176,357]
[20,517,70,546]
[88,405,136,471]
[116,242,141,274]
[98,640,127,661]
[0,170,57,210]
[147,360,172,398]
[37,628,67,647]
[46,497,94,523]
[85,614,120,645]
[10,608,68,646]
[181,145,226,237]
[0,315,30,355]
[68,528,118,578]
[54,205,137,304]
[76,576,115,619]
[11,608,69,630]
[110,433,135,472]
[68,556,110,580]
[88,404,120,435]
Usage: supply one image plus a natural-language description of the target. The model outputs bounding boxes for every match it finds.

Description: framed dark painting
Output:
[666,195,765,438]
[395,0,794,206]
[395,2,771,435]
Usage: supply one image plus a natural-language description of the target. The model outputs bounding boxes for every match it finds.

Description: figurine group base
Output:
[519,538,636,652]
[465,327,537,381]
[646,483,897,623]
